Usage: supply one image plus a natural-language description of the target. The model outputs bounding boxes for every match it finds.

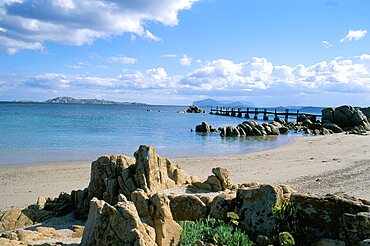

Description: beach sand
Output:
[1,133,369,211]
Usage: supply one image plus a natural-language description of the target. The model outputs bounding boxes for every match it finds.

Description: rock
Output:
[168,194,209,221]
[195,122,210,133]
[360,107,370,120]
[209,192,236,220]
[204,175,222,191]
[290,193,370,241]
[322,105,370,131]
[71,225,85,238]
[74,145,184,219]
[0,238,25,246]
[35,227,58,237]
[150,194,182,246]
[0,207,54,233]
[278,127,289,134]
[311,239,346,246]
[322,121,343,133]
[16,230,43,242]
[131,189,152,225]
[36,196,46,210]
[212,167,231,190]
[343,212,370,244]
[44,192,74,216]
[236,184,283,239]
[81,197,157,246]
[186,105,205,113]
[134,145,176,193]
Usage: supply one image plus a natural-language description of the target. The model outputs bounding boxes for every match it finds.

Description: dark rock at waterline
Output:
[195,122,216,133]
[186,105,205,113]
[322,105,370,131]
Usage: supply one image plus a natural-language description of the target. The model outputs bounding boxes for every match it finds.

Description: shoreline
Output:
[1,133,369,211]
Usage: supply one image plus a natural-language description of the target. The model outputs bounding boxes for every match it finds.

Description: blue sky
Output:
[0,0,369,106]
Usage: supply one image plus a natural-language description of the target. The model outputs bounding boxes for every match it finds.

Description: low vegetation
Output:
[179,216,252,246]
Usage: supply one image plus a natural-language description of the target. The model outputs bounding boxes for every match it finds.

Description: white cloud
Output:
[108,55,137,64]
[0,0,199,53]
[340,29,367,43]
[3,54,370,105]
[161,54,177,58]
[322,40,333,48]
[179,54,192,66]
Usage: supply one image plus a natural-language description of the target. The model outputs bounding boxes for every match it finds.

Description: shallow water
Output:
[0,103,316,166]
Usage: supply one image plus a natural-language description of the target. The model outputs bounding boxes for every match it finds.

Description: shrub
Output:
[278,231,295,246]
[179,217,252,246]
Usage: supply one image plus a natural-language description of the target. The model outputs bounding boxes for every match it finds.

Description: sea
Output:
[0,103,322,166]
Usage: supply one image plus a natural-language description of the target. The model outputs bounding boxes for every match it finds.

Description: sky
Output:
[0,0,369,106]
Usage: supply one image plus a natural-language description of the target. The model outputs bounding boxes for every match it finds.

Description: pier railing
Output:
[209,106,320,122]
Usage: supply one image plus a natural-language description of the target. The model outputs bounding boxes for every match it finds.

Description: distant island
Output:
[12,97,146,105]
[193,98,255,107]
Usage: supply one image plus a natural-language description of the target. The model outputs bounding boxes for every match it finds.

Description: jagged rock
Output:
[74,145,185,219]
[150,194,182,246]
[134,145,176,193]
[16,230,43,242]
[322,121,343,133]
[44,192,74,216]
[343,212,370,245]
[212,167,231,190]
[291,193,370,241]
[0,207,54,233]
[81,197,157,246]
[168,194,208,221]
[322,105,370,131]
[236,184,283,239]
[131,189,152,225]
[209,192,236,220]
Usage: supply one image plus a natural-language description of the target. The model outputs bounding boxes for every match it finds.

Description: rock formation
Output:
[73,145,192,219]
[322,105,370,131]
[219,120,283,137]
[186,105,205,113]
[195,122,216,133]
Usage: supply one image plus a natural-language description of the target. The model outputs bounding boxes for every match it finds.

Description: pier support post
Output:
[263,108,269,121]
[254,108,258,120]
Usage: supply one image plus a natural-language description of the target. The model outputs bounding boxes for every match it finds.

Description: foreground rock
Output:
[188,167,232,192]
[81,197,157,246]
[73,145,193,219]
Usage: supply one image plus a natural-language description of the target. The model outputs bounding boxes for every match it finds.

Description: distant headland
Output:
[11,96,147,105]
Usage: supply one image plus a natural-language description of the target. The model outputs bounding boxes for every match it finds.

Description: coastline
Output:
[1,133,369,212]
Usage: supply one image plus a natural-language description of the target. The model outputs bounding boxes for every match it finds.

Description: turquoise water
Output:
[0,103,318,166]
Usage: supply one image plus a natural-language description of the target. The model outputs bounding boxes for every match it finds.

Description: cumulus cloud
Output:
[179,54,192,66]
[0,0,199,53]
[108,55,137,64]
[3,54,370,104]
[340,29,367,43]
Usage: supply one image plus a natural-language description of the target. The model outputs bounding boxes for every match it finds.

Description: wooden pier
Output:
[209,106,320,122]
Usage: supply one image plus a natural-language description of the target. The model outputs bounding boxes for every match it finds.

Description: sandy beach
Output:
[1,133,369,212]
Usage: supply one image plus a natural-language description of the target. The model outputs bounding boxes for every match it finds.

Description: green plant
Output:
[179,217,252,246]
[278,231,295,246]
[272,200,298,234]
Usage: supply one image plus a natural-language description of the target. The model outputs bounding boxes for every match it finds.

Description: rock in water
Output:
[81,197,157,246]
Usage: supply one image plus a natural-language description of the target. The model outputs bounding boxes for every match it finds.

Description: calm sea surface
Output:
[0,103,321,166]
